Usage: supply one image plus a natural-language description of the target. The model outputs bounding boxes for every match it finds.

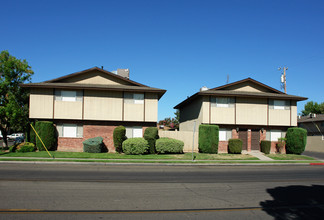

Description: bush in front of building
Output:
[144,127,159,154]
[122,138,149,155]
[35,121,56,151]
[17,142,36,153]
[113,126,127,153]
[260,140,271,154]
[156,137,184,154]
[83,136,104,153]
[198,124,219,154]
[285,127,307,154]
[228,139,242,154]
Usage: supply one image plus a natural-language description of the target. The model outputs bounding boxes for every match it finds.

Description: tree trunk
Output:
[2,132,8,148]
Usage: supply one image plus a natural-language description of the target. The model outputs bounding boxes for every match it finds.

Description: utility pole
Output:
[278,66,288,93]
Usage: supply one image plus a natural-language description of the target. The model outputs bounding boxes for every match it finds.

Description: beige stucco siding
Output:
[124,103,144,121]
[179,97,204,131]
[83,90,123,120]
[225,82,272,93]
[290,101,297,126]
[29,88,54,119]
[236,97,267,125]
[210,106,235,124]
[144,93,158,122]
[62,70,131,85]
[54,101,82,119]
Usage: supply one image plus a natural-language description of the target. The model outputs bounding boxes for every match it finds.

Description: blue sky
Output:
[1,0,323,120]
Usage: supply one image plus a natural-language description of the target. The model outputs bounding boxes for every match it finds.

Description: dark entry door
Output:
[239,130,247,151]
[251,130,260,151]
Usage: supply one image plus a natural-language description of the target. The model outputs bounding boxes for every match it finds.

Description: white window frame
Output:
[219,128,232,141]
[211,97,235,108]
[266,130,286,142]
[126,127,143,138]
[61,91,77,102]
[124,93,144,104]
[57,124,83,138]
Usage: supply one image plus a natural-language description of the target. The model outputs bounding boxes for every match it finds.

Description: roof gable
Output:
[211,78,284,94]
[45,67,148,87]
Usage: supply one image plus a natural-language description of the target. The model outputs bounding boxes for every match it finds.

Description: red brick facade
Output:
[217,128,286,154]
[56,121,155,152]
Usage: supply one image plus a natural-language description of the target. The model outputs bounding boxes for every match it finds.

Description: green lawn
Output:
[266,154,316,160]
[0,151,257,160]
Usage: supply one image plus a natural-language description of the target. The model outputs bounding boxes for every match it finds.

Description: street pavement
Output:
[0,163,324,219]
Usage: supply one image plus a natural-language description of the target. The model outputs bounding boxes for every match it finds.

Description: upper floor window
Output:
[124,93,144,104]
[211,97,235,108]
[55,90,83,102]
[269,100,290,110]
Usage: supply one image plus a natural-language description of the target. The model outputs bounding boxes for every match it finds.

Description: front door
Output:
[251,130,260,151]
[239,130,248,151]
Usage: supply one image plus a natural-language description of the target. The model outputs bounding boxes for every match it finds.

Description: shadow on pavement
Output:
[260,185,324,219]
[303,151,324,160]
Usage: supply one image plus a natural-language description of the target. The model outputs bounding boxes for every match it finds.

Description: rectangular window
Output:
[57,124,83,138]
[211,97,235,108]
[124,93,144,104]
[219,128,232,141]
[125,127,143,138]
[269,100,290,110]
[55,90,83,102]
[266,130,286,141]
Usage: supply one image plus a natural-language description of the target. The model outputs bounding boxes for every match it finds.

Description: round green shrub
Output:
[260,140,271,154]
[122,138,148,155]
[228,139,242,154]
[17,142,36,153]
[144,127,159,154]
[156,137,184,154]
[35,121,55,151]
[113,126,127,153]
[83,136,104,153]
[286,127,307,154]
[198,124,219,154]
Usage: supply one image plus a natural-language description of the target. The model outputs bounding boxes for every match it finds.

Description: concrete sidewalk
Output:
[247,151,274,161]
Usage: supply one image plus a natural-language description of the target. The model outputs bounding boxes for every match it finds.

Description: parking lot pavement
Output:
[303,151,324,160]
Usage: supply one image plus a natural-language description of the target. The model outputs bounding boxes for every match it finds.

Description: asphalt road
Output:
[0,163,324,219]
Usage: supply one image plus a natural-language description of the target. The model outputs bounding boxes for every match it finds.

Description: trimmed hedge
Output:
[198,124,219,154]
[113,126,127,153]
[35,121,55,151]
[83,136,104,153]
[286,127,307,154]
[156,138,184,154]
[260,140,271,154]
[122,138,148,155]
[228,139,242,154]
[144,127,159,154]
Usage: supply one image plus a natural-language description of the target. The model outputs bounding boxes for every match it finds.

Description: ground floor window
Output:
[219,128,232,141]
[266,130,286,142]
[57,124,83,138]
[126,127,143,138]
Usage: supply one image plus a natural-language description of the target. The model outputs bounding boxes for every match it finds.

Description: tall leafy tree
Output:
[301,101,324,116]
[0,50,33,147]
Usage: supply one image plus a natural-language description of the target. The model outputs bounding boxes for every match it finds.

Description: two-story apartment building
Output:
[174,78,307,153]
[21,67,166,152]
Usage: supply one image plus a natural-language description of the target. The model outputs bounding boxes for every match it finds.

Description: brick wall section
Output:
[247,130,252,151]
[56,121,156,152]
[218,141,228,153]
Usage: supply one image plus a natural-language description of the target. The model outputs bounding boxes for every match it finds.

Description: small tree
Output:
[35,121,55,151]
[0,50,33,147]
[198,124,219,154]
[113,126,126,153]
[286,127,307,154]
[144,127,159,154]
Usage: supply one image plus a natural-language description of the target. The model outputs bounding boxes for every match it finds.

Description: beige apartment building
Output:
[21,67,166,152]
[174,78,307,153]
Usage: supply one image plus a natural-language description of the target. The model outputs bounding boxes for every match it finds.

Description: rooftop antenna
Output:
[226,74,229,84]
[278,66,288,93]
